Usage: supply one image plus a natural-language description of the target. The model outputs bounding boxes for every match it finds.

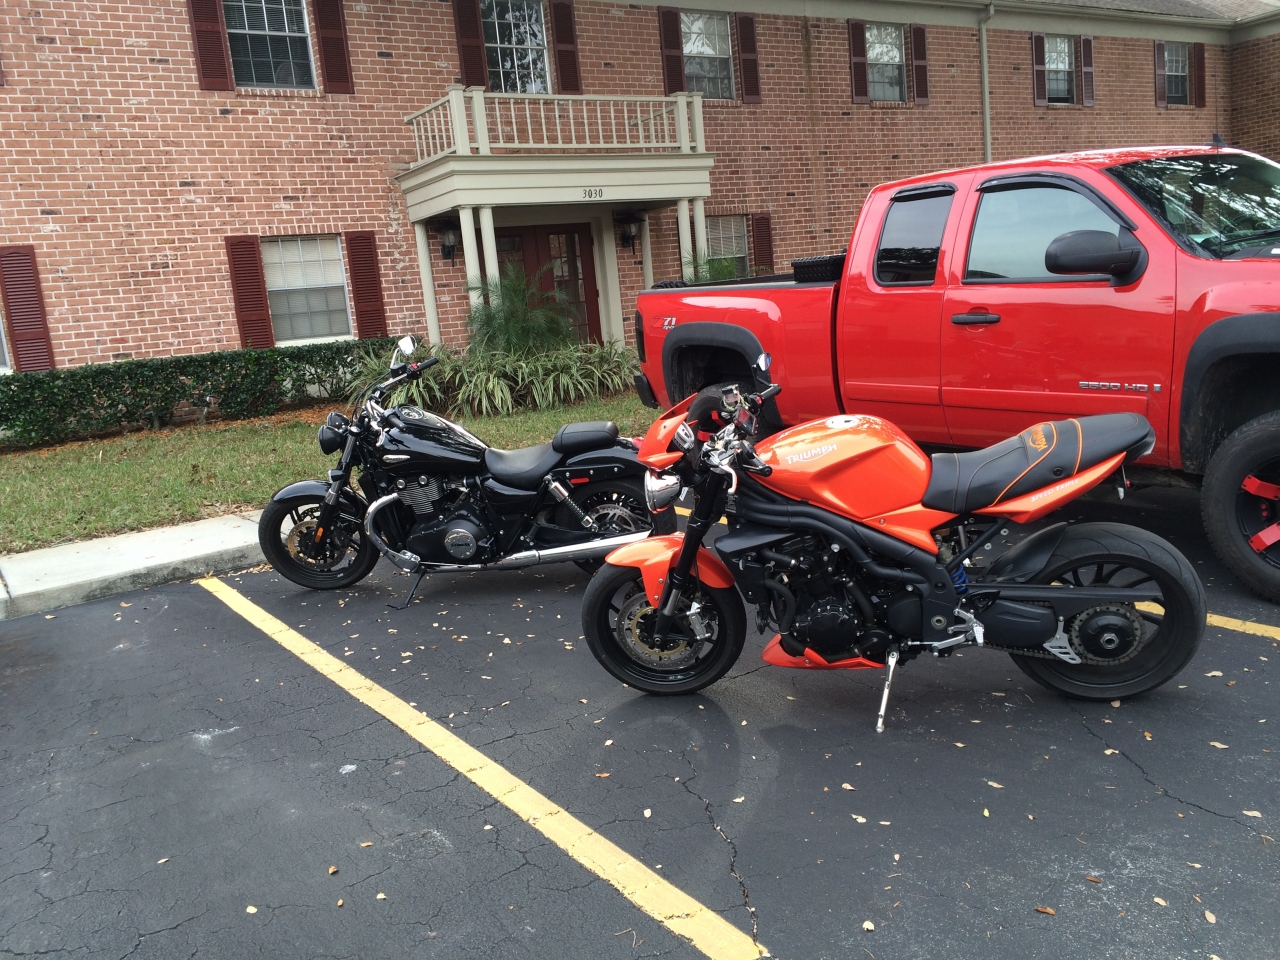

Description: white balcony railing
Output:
[405,87,706,168]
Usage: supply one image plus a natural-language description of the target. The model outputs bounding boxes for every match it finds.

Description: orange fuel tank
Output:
[754,415,953,553]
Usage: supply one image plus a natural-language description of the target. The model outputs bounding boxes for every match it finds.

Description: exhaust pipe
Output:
[363,492,648,572]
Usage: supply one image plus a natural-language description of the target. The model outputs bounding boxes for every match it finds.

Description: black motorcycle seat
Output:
[484,443,562,490]
[553,420,619,456]
[922,413,1155,514]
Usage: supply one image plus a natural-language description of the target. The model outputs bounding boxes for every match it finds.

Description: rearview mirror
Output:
[398,335,418,357]
[1045,230,1141,277]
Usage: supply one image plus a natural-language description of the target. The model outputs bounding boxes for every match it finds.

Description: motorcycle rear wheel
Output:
[1007,523,1206,700]
[259,495,379,590]
[564,477,676,574]
[582,562,746,694]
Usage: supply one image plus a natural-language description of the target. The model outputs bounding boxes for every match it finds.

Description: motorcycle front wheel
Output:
[259,495,379,590]
[581,562,746,694]
[1007,523,1206,700]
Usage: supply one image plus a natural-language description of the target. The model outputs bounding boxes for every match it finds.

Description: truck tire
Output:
[1202,409,1280,601]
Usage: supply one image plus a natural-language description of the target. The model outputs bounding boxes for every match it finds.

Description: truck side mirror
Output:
[1045,230,1142,277]
[757,352,771,372]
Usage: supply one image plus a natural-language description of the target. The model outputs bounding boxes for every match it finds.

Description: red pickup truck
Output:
[633,146,1280,601]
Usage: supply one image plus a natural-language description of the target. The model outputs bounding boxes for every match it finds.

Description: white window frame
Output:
[481,0,553,94]
[681,11,735,101]
[223,0,317,90]
[1166,41,1190,105]
[1044,34,1075,104]
[260,235,354,344]
[866,23,906,103]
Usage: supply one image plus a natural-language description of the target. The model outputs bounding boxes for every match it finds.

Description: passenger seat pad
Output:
[484,443,562,490]
[922,413,1154,514]
[554,420,619,456]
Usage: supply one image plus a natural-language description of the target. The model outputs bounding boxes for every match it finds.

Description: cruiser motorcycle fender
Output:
[270,479,367,518]
[606,534,735,606]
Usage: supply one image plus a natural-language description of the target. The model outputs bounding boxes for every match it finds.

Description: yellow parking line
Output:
[196,577,768,960]
[1207,613,1280,641]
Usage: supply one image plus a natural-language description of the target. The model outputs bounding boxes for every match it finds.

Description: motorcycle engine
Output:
[405,501,494,565]
[792,598,858,653]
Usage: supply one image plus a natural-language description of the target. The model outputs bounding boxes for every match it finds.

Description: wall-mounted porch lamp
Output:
[432,218,462,263]
[616,212,642,251]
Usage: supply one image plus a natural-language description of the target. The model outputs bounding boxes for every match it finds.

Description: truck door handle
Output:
[951,312,1001,325]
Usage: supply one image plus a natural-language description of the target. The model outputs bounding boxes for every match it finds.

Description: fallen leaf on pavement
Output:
[44,615,55,620]
[1143,732,1153,740]
[1204,910,1216,924]
[954,742,965,748]
[1086,876,1101,883]
[579,699,588,704]
[1210,742,1229,749]
[879,821,891,825]
[741,720,748,726]
[643,809,651,818]
[852,815,867,823]
[1035,906,1055,915]
[1153,897,1167,906]
[988,781,1004,789]
[157,858,169,864]
[983,808,990,817]
[360,842,373,848]
[1205,671,1223,677]
[842,783,855,790]
[1105,749,1119,755]
[862,920,875,932]
[1028,815,1035,820]
[120,602,132,607]
[376,893,386,900]
[336,899,343,907]
[604,739,613,746]
[595,772,610,778]
[246,906,258,914]
[733,796,745,803]
[328,866,338,875]
[1110,700,1121,707]
[1227,680,1237,686]
[1243,810,1262,817]
[1188,862,1201,868]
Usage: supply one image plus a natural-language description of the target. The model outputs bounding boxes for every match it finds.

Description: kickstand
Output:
[388,570,428,611]
[875,646,900,734]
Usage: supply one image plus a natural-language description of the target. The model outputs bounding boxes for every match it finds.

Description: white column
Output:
[458,205,482,307]
[412,220,442,345]
[676,198,693,281]
[478,205,499,283]
[594,214,625,343]
[640,212,654,290]
[692,197,708,266]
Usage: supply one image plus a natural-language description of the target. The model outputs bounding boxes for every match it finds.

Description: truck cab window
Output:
[875,192,953,284]
[965,186,1118,280]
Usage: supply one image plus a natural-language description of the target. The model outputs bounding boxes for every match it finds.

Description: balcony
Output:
[395,86,714,222]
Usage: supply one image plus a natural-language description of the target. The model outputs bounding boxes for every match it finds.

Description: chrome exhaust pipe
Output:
[364,492,649,573]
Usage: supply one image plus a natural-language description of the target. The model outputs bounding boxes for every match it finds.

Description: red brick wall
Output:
[0,1,1263,369]
[1230,34,1280,159]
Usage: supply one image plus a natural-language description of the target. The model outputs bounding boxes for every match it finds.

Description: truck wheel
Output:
[1202,410,1280,601]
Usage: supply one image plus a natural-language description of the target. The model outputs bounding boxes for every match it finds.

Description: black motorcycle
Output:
[259,336,671,591]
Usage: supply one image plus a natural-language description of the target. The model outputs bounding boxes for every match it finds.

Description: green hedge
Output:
[0,339,394,449]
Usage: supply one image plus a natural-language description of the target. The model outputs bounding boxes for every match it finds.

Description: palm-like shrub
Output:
[468,264,576,354]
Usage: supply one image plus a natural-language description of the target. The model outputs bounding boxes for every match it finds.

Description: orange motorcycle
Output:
[581,367,1206,731]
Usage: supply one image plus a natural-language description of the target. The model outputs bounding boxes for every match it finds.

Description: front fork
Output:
[651,471,726,645]
[305,432,359,558]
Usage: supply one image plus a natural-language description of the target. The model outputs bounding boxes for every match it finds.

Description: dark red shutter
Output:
[313,0,354,94]
[909,24,929,106]
[186,0,234,91]
[344,231,388,340]
[1080,35,1095,106]
[751,214,773,273]
[848,20,868,104]
[550,1,582,94]
[225,236,275,349]
[452,0,488,88]
[0,246,55,372]
[1031,33,1047,106]
[1154,40,1167,107]
[1192,41,1206,108]
[737,13,761,104]
[658,8,684,95]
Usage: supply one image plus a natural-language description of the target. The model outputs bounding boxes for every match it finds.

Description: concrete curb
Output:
[0,512,264,620]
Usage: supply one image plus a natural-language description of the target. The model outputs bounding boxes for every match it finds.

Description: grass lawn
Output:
[0,393,652,554]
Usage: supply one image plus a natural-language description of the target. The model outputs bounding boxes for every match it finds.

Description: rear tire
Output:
[259,495,379,590]
[582,562,746,694]
[563,477,676,574]
[1008,522,1206,700]
[1202,410,1280,601]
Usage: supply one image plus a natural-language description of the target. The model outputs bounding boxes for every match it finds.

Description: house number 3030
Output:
[582,188,603,199]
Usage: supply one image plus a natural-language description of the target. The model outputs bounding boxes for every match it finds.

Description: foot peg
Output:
[875,647,900,733]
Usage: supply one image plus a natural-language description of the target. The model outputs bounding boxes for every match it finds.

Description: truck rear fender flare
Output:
[1181,312,1280,472]
[661,321,780,425]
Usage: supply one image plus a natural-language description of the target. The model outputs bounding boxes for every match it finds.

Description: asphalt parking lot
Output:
[2,483,1277,960]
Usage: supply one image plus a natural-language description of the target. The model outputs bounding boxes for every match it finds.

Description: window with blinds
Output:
[482,0,551,93]
[707,215,749,278]
[1044,35,1074,103]
[223,0,315,88]
[260,236,351,342]
[681,12,734,100]
[1166,42,1190,105]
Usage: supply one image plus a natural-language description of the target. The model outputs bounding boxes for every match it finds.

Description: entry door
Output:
[940,181,1175,456]
[493,224,602,343]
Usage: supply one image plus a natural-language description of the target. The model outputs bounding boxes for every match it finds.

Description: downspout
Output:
[979,3,995,163]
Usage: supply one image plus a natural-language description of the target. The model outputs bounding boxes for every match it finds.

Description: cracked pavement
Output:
[2,484,1277,959]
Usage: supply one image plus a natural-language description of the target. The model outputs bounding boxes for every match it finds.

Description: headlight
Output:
[317,424,344,455]
[644,470,682,512]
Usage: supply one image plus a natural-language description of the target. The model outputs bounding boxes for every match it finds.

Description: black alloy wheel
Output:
[1008,523,1206,700]
[581,562,746,694]
[562,478,676,574]
[258,495,379,590]
[1203,410,1280,601]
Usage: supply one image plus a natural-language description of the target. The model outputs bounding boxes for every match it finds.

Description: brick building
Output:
[1,0,1278,372]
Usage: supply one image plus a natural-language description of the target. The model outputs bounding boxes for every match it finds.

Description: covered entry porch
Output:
[396,87,715,345]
